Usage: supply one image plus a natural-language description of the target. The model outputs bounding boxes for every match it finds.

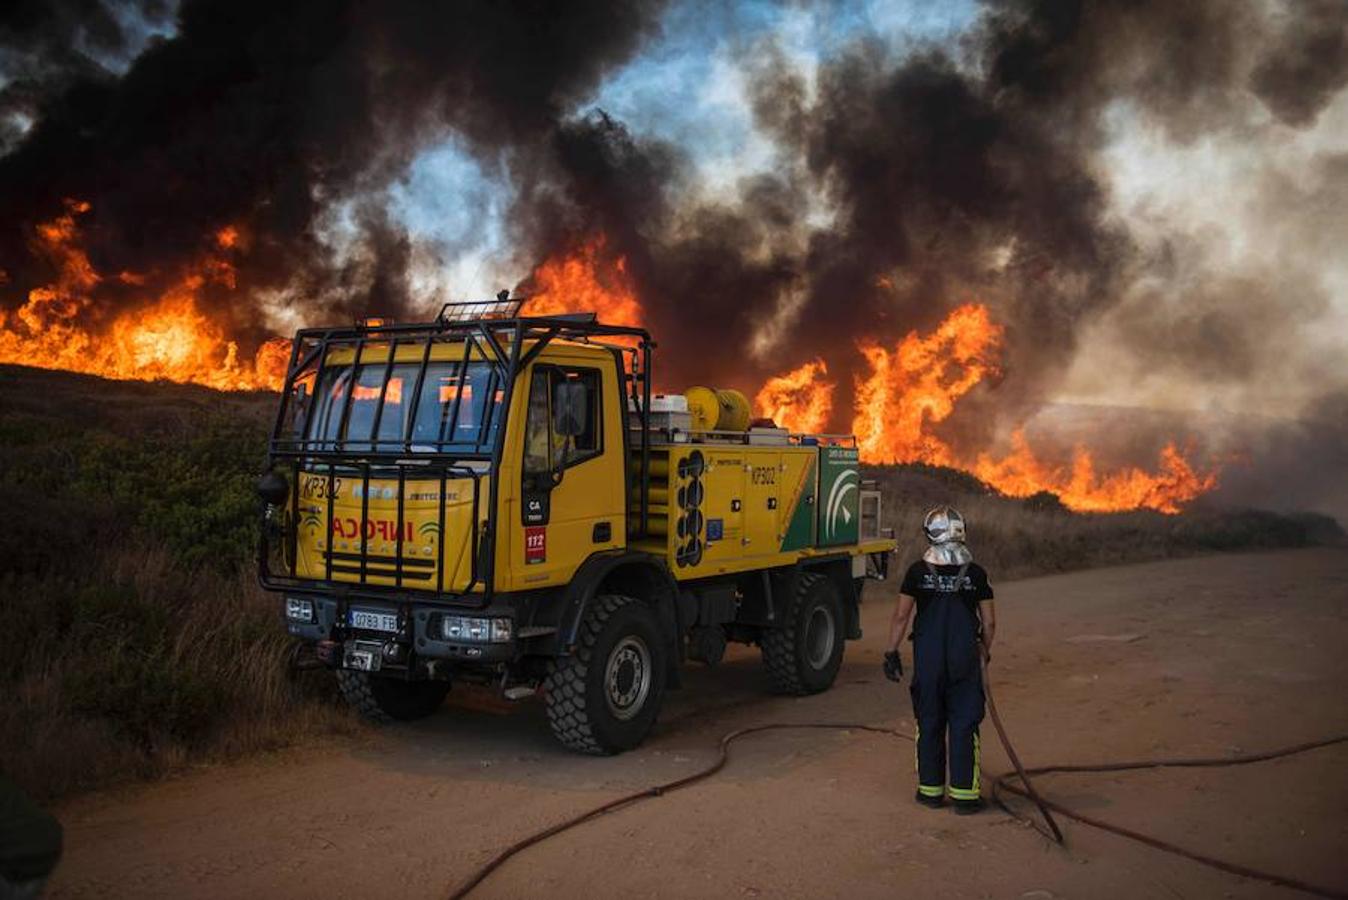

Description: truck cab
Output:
[259,298,893,753]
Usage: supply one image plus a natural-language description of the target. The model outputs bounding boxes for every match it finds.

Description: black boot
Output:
[952,796,986,815]
[915,789,945,808]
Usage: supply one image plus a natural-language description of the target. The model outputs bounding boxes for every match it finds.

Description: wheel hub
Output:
[605,635,652,721]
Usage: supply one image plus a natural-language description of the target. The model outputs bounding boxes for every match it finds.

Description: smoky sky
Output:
[518,0,1347,474]
[0,0,666,338]
[3,0,1346,514]
[517,0,1347,433]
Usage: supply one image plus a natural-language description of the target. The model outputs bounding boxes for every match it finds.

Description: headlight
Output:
[285,597,315,622]
[441,616,513,643]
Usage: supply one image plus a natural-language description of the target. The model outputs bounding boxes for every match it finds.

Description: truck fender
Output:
[554,550,683,685]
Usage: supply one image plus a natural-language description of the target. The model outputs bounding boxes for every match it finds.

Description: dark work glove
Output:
[883,650,903,682]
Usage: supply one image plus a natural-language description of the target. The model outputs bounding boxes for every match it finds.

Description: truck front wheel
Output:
[544,594,668,754]
[762,571,845,695]
[335,670,450,722]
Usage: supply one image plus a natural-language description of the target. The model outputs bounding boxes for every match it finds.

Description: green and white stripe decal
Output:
[817,446,860,547]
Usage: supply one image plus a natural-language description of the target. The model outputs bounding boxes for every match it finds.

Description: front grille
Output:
[322,551,435,581]
[323,550,434,568]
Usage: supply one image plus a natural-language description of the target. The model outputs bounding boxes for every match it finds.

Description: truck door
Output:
[744,452,781,557]
[517,362,624,586]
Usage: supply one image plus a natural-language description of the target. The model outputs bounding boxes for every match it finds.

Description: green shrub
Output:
[0,367,354,800]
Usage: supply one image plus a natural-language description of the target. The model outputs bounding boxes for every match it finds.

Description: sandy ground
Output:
[48,547,1348,899]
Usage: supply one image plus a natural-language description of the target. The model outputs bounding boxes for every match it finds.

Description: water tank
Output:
[685,386,751,432]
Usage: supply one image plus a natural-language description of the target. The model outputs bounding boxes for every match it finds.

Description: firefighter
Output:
[883,506,997,813]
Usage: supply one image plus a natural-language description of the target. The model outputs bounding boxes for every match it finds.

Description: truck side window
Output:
[523,372,552,477]
[523,367,602,481]
[555,369,600,463]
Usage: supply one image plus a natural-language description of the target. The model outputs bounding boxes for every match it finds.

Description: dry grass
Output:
[0,365,358,802]
[868,463,1342,579]
[0,542,357,801]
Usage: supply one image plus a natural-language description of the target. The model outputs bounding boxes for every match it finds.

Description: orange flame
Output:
[0,201,288,391]
[970,432,1217,514]
[755,358,834,433]
[854,304,1002,465]
[523,234,642,329]
[517,241,1217,514]
[6,205,1217,514]
[765,302,1218,514]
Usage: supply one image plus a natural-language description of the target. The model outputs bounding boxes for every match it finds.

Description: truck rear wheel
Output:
[336,670,450,722]
[544,594,667,755]
[762,571,845,695]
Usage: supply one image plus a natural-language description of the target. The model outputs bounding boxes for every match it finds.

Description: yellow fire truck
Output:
[258,296,894,754]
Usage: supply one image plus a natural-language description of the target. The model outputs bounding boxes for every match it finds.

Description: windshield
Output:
[304,360,502,452]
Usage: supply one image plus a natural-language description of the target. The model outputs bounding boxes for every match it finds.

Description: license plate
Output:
[349,609,398,633]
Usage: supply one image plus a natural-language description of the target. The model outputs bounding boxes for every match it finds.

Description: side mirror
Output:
[257,469,289,506]
[553,381,588,438]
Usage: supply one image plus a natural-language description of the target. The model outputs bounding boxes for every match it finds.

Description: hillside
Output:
[0,364,1339,801]
[0,365,351,800]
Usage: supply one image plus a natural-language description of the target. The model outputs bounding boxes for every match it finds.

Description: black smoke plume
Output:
[515,0,1347,476]
[0,0,666,336]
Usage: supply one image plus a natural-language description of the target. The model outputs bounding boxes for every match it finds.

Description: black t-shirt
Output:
[899,560,994,606]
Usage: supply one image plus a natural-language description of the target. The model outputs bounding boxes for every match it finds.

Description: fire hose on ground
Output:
[446,652,1348,900]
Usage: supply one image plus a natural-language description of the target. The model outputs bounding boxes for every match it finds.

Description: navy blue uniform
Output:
[900,560,994,802]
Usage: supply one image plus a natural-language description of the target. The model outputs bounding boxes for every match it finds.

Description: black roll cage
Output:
[258,302,655,607]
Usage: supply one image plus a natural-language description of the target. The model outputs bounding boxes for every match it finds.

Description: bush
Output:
[0,366,354,801]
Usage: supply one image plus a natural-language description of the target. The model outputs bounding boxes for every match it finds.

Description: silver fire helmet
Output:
[922,506,972,565]
[923,506,966,544]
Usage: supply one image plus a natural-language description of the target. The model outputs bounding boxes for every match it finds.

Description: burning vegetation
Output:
[2,0,1341,519]
[0,202,1219,514]
[761,303,1216,514]
[755,359,833,437]
[522,234,643,331]
[0,201,287,391]
[518,241,1216,514]
[517,242,1216,514]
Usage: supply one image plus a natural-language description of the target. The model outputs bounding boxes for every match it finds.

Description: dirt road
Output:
[49,548,1348,899]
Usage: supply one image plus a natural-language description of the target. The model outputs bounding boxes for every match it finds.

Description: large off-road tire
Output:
[335,670,450,722]
[544,594,668,755]
[761,571,845,695]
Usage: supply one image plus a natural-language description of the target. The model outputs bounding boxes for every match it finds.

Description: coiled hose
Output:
[447,660,1348,900]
